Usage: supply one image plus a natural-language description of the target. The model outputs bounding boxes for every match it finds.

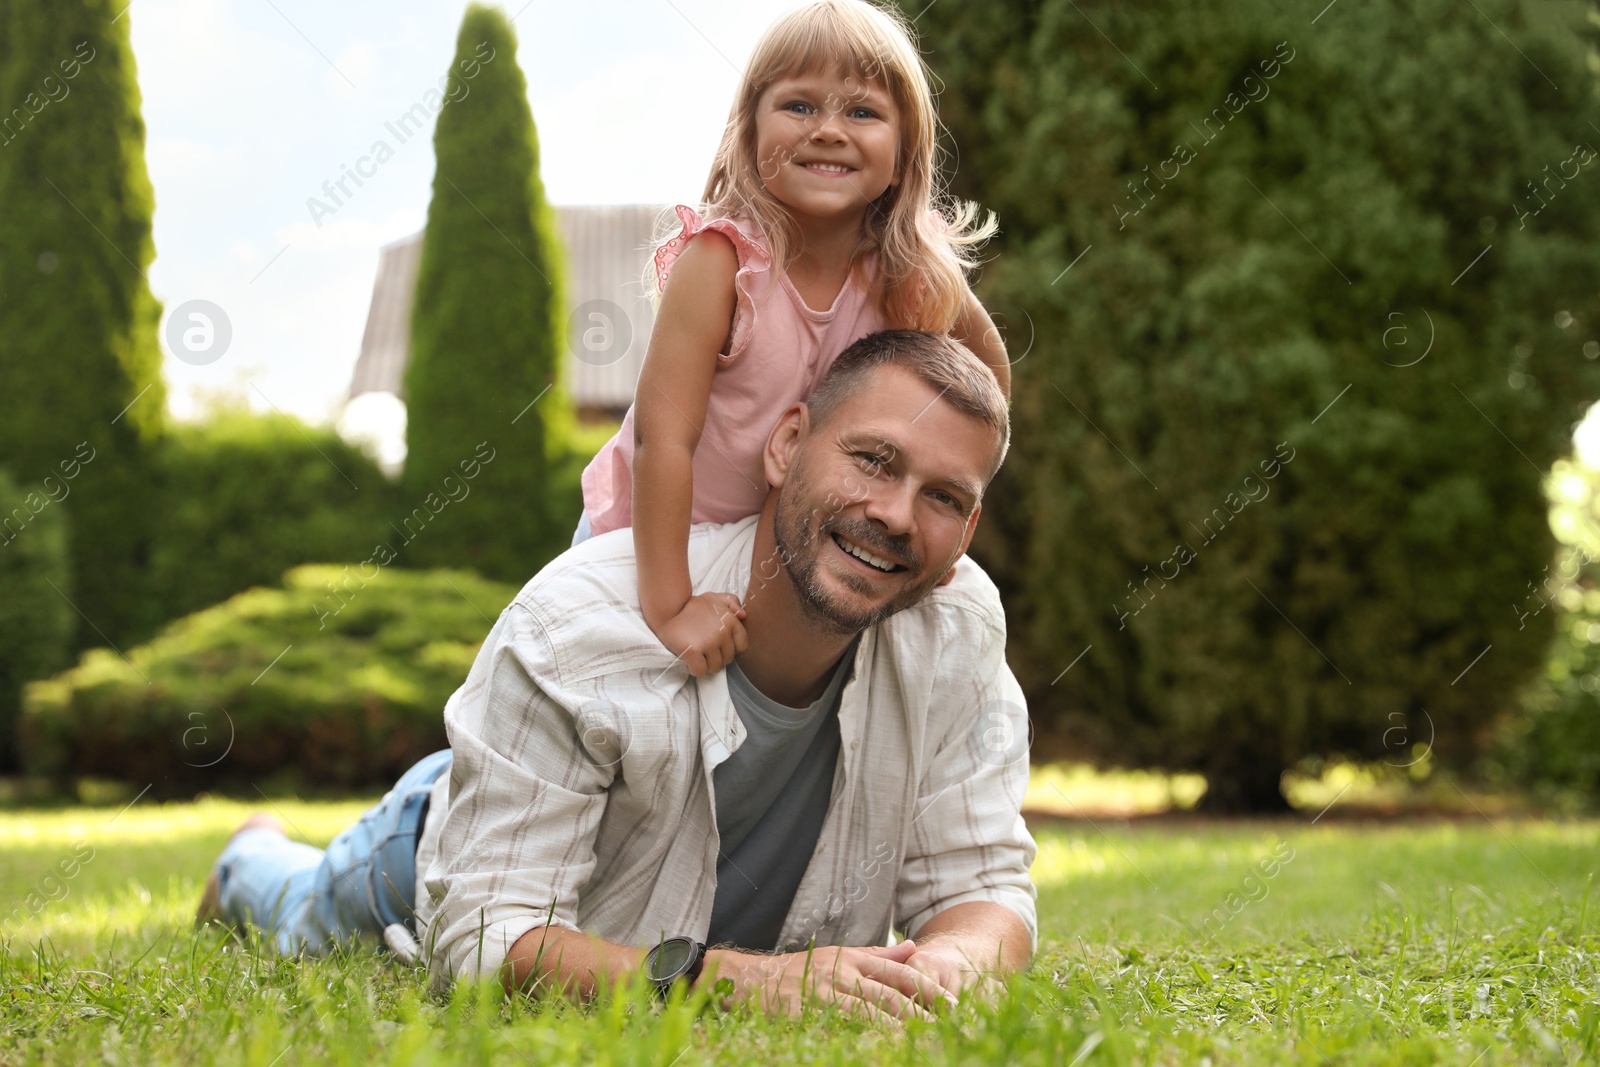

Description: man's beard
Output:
[771,462,939,636]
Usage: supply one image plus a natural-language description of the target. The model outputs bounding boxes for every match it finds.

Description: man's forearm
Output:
[909,901,1032,975]
[498,902,1031,1001]
[502,924,643,1000]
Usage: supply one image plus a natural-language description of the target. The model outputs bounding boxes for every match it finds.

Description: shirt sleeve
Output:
[422,602,618,992]
[893,591,1039,954]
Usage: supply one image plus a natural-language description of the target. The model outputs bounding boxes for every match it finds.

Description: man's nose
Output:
[861,479,916,537]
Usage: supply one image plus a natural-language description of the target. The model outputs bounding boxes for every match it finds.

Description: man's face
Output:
[770,365,996,635]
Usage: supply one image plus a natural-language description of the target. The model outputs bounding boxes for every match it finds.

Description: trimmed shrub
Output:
[905,0,1600,808]
[19,565,518,796]
[0,468,74,771]
[0,0,166,648]
[149,410,393,628]
[403,4,570,583]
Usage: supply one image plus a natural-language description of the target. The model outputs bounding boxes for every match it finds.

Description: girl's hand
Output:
[652,592,748,676]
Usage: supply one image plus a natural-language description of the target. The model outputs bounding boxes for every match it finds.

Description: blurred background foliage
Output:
[908,0,1600,809]
[4,0,1600,808]
[0,468,73,775]
[1485,458,1600,806]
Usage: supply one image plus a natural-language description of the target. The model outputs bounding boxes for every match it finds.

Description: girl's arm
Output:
[951,286,1011,397]
[632,230,748,675]
[936,286,1011,589]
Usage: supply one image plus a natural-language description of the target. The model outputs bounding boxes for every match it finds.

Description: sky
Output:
[128,0,801,432]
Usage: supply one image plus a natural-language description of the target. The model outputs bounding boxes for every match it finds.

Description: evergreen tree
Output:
[403,4,568,582]
[0,0,165,647]
[906,0,1600,809]
[0,468,73,772]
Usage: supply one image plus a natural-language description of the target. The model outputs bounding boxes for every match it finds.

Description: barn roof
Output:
[350,203,670,412]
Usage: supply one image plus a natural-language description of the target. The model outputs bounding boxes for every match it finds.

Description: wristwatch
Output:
[642,936,706,997]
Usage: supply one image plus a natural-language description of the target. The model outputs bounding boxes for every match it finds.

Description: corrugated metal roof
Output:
[349,235,423,400]
[350,204,669,411]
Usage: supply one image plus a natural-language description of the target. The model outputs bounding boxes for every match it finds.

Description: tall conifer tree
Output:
[0,0,165,646]
[403,5,567,582]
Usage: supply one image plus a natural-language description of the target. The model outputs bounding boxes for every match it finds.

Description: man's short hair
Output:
[806,329,1011,476]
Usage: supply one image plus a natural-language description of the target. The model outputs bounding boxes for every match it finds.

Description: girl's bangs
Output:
[752,8,909,100]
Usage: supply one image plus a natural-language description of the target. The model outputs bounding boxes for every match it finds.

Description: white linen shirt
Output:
[415,516,1037,992]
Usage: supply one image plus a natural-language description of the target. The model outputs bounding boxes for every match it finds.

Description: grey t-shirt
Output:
[705,642,857,950]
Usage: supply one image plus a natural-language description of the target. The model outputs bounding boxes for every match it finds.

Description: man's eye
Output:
[856,451,885,469]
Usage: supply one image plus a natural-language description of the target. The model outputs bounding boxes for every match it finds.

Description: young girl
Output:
[578,0,1011,676]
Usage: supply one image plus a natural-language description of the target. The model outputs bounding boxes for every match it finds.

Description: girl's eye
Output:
[785,101,815,115]
[848,107,876,120]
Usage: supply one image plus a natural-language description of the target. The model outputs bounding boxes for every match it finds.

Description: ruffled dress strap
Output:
[652,205,773,363]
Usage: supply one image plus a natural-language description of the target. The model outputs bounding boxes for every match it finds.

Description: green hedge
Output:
[148,410,393,630]
[0,467,74,771]
[20,564,518,795]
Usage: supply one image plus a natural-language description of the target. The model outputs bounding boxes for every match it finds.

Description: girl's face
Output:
[751,66,902,227]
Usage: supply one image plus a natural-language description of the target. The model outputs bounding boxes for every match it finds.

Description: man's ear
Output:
[762,403,811,489]
[941,502,983,579]
[962,501,982,549]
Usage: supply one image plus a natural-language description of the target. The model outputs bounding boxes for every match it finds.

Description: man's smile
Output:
[829,530,907,574]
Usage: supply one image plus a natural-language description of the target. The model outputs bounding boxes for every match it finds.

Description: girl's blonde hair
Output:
[654,0,995,333]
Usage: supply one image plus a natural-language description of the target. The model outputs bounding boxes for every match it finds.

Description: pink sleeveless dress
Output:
[581,205,893,535]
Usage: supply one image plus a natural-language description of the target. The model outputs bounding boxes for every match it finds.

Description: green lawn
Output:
[1,794,1596,1065]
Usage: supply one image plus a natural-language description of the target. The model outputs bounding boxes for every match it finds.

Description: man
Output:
[199,329,1036,1025]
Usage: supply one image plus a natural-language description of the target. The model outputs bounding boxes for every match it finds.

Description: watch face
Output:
[652,938,694,979]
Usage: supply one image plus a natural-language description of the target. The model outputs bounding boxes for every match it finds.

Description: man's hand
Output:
[898,938,1000,1004]
[651,592,747,676]
[895,902,1030,1005]
[703,941,957,1026]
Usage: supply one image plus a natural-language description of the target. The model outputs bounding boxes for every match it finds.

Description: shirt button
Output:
[851,740,859,750]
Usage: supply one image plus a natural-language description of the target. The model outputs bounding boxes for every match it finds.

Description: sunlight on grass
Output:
[1028,825,1297,890]
[1028,757,1519,817]
[1024,761,1206,816]
[1277,757,1508,815]
[0,796,377,950]
[0,795,376,849]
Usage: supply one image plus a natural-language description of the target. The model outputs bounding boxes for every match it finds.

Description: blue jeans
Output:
[214,750,452,956]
